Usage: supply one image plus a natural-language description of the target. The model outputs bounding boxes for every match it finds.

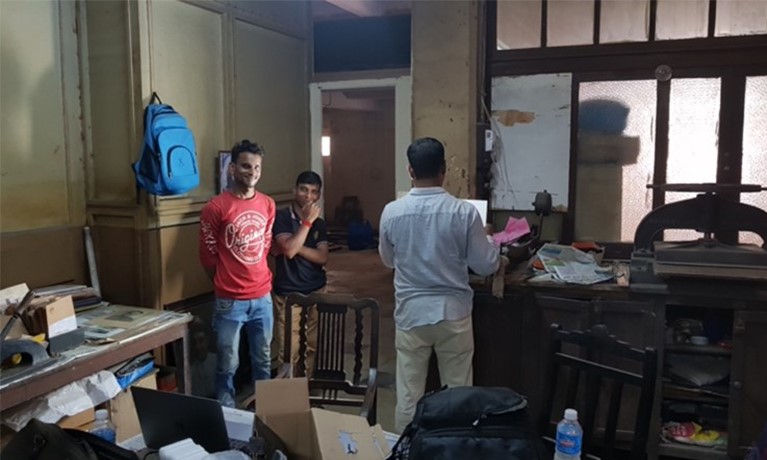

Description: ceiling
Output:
[312,0,411,22]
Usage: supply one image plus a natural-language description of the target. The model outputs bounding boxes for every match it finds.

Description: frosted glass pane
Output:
[656,0,708,40]
[497,0,542,50]
[716,0,767,36]
[548,0,594,47]
[575,80,657,242]
[741,75,767,246]
[601,0,649,43]
[665,78,720,242]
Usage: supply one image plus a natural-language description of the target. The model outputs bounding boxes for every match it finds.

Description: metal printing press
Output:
[630,183,767,287]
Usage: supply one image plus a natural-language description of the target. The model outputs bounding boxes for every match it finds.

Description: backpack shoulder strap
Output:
[387,423,416,459]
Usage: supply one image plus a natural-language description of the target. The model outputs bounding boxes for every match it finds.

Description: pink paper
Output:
[492,217,531,245]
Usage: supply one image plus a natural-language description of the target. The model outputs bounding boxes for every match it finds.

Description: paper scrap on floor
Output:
[536,243,614,285]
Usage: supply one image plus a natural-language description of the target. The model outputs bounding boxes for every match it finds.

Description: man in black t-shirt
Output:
[270,171,328,377]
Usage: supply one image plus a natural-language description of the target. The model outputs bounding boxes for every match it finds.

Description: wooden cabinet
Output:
[532,294,663,454]
[471,281,767,460]
[657,296,767,460]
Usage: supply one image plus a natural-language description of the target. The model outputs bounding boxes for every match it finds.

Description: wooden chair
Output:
[284,292,380,426]
[538,324,658,460]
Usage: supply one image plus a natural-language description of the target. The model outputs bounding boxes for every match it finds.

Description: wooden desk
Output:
[0,312,191,412]
[467,262,767,460]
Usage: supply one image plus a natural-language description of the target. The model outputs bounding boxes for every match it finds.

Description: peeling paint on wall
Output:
[491,73,572,211]
[492,110,536,127]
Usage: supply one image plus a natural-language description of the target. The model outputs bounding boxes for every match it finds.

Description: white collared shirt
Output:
[379,187,500,330]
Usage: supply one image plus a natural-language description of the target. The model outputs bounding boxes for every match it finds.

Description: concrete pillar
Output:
[411,0,481,198]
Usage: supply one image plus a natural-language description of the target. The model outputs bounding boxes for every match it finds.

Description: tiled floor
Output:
[324,247,397,433]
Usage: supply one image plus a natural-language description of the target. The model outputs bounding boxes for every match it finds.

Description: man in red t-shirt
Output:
[199,139,275,407]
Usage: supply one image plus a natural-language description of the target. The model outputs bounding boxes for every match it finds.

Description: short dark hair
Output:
[295,171,322,189]
[231,139,265,164]
[407,137,445,179]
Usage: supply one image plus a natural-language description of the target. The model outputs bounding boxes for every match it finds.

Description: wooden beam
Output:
[490,35,767,76]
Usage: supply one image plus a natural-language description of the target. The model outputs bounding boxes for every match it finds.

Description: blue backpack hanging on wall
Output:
[133,92,199,196]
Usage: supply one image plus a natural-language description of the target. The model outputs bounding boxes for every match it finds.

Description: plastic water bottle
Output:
[89,409,117,443]
[554,408,582,460]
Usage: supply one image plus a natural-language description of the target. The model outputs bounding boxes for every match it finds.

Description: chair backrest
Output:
[284,292,380,423]
[538,323,657,460]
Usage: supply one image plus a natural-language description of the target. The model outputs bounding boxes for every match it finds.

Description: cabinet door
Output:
[729,310,767,458]
[472,292,525,388]
[594,299,659,350]
[537,294,593,336]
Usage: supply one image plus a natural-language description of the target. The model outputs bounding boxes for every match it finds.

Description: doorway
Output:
[309,77,412,233]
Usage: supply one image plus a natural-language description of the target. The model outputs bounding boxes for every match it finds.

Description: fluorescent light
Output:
[321,136,331,157]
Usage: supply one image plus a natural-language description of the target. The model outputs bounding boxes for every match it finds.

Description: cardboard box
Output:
[42,295,77,338]
[255,378,389,460]
[23,295,77,339]
[108,371,157,442]
[57,407,95,429]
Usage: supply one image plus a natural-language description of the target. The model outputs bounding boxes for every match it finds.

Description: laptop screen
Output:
[131,387,231,453]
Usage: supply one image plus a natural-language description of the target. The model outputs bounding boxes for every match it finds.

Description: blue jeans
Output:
[212,295,273,407]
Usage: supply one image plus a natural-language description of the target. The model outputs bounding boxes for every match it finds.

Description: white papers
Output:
[2,370,120,431]
[536,244,614,285]
[48,315,78,338]
[463,199,488,224]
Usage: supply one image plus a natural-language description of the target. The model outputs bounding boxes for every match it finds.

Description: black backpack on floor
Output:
[388,386,548,460]
[2,419,138,460]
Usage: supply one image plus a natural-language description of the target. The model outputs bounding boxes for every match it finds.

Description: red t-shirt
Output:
[199,190,275,299]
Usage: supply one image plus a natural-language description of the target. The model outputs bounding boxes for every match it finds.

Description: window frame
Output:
[484,0,767,258]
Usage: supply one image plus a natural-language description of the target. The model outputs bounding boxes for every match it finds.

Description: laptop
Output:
[131,387,231,453]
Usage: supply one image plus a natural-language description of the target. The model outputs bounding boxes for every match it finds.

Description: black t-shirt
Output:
[272,207,328,295]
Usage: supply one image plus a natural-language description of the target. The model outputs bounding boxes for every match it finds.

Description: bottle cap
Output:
[95,409,109,420]
[565,408,578,421]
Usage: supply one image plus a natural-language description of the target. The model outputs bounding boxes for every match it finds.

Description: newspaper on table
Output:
[536,243,614,285]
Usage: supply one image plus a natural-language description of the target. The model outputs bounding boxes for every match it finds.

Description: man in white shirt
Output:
[379,137,500,433]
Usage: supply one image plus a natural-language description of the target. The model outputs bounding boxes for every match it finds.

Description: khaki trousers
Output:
[271,292,319,377]
[395,315,474,433]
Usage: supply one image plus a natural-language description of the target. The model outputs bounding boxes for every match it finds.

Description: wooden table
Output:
[0,312,192,412]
